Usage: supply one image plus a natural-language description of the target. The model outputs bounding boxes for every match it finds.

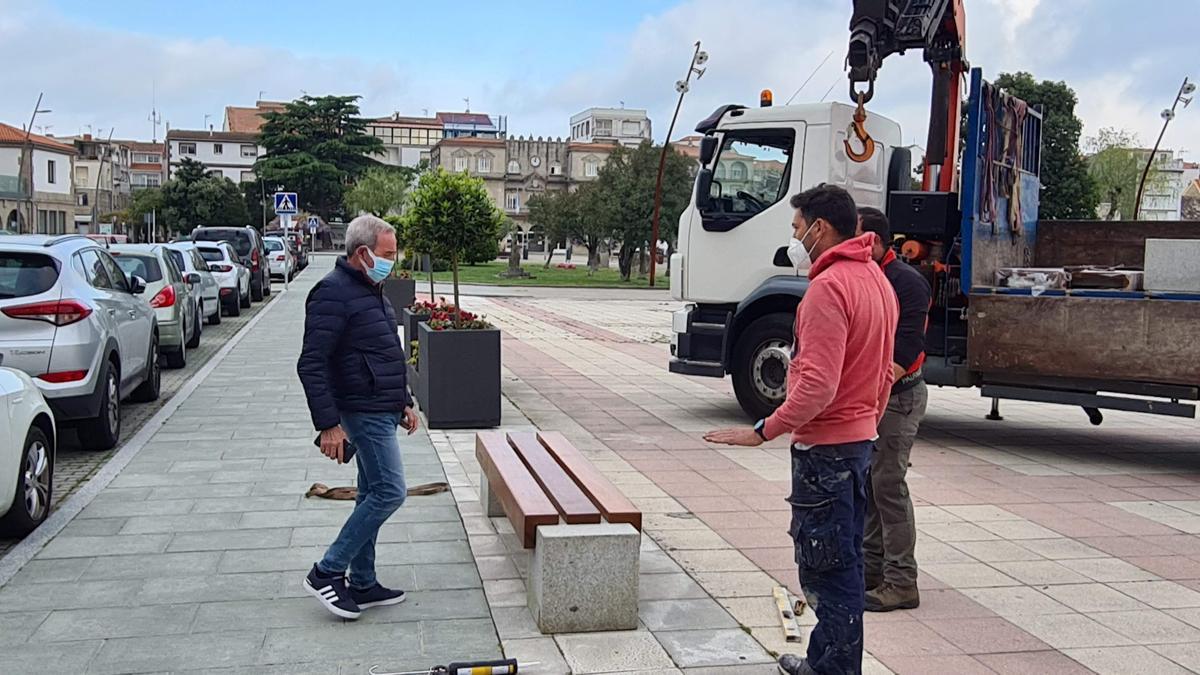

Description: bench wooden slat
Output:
[507,432,602,525]
[475,432,558,548]
[537,431,642,532]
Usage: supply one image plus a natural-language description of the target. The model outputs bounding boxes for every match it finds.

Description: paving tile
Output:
[943,505,1021,521]
[978,519,1063,540]
[38,533,171,558]
[655,628,774,668]
[976,650,1096,675]
[692,571,779,598]
[0,577,130,611]
[192,598,340,632]
[639,573,711,601]
[650,527,732,550]
[1109,580,1200,609]
[960,586,1074,617]
[991,560,1093,585]
[483,578,527,608]
[917,522,1000,542]
[923,562,1020,588]
[923,616,1050,654]
[79,550,222,580]
[639,598,739,631]
[9,557,93,584]
[89,630,267,674]
[1040,583,1150,613]
[502,637,571,675]
[260,623,421,664]
[1069,557,1160,583]
[0,610,49,645]
[672,548,760,573]
[1065,646,1193,675]
[1006,613,1135,649]
[556,630,677,673]
[864,619,962,657]
[950,540,1042,563]
[903,588,995,620]
[491,606,542,640]
[31,603,198,641]
[1125,555,1200,580]
[1,640,103,675]
[1089,608,1200,644]
[876,654,993,675]
[136,571,292,605]
[1151,642,1200,672]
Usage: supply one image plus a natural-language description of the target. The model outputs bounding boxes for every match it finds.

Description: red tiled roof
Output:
[122,141,166,153]
[435,136,505,147]
[436,112,494,126]
[0,122,74,152]
[224,101,286,133]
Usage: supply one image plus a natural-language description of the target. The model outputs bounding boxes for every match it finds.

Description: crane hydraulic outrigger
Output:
[846,0,967,193]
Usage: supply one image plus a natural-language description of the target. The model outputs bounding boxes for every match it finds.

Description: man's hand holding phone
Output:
[319,425,350,464]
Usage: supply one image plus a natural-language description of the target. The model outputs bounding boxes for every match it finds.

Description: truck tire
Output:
[731,313,794,421]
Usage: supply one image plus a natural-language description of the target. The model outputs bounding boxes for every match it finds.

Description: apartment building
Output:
[64,134,133,230]
[570,107,651,147]
[0,122,76,233]
[365,114,443,168]
[128,141,167,190]
[166,129,262,183]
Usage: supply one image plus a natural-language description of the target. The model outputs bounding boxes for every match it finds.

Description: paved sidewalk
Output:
[0,257,500,674]
[476,295,1200,675]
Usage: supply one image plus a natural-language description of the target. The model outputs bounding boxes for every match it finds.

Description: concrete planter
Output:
[383,277,416,324]
[415,322,501,429]
[401,307,430,360]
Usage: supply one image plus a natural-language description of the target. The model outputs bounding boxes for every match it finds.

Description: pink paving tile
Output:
[703,511,775,531]
[1126,555,1200,580]
[717,527,791,549]
[975,650,1096,675]
[864,620,963,657]
[742,547,796,571]
[1105,517,1186,537]
[1143,535,1200,556]
[720,479,787,496]
[877,655,996,675]
[1058,502,1142,520]
[677,496,749,513]
[626,458,690,472]
[904,589,997,620]
[1041,518,1121,538]
[643,469,708,485]
[1079,536,1173,558]
[923,617,1051,654]
[761,510,793,527]
[657,480,730,497]
[738,494,793,511]
[1092,474,1160,488]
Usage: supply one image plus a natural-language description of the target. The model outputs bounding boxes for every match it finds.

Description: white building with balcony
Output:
[1137,149,1188,221]
[570,107,651,147]
[166,129,263,183]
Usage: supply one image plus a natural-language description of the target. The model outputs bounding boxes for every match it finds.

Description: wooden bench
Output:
[476,431,642,634]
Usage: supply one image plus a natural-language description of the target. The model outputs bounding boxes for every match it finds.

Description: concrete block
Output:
[1145,239,1200,293]
[528,522,640,634]
[480,474,505,518]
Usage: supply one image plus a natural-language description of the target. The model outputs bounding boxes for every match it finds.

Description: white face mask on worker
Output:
[788,223,817,274]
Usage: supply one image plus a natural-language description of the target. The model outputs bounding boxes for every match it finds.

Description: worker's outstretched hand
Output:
[704,427,763,447]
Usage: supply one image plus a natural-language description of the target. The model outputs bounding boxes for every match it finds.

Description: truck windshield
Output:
[710,135,792,211]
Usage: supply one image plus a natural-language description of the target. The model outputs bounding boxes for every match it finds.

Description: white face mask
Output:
[787,222,817,274]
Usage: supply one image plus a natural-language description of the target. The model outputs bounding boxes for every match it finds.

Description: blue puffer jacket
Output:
[297,257,411,431]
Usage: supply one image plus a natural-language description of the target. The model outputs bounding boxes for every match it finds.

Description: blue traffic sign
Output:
[273,192,298,214]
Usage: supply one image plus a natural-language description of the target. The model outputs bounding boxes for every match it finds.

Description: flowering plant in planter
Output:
[428,308,490,331]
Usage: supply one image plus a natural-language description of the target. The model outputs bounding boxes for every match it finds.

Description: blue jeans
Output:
[317,411,407,589]
[788,442,872,675]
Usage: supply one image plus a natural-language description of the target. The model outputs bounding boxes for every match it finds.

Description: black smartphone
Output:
[313,434,357,463]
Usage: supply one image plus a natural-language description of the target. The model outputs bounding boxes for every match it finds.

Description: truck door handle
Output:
[108,308,117,315]
[128,310,137,318]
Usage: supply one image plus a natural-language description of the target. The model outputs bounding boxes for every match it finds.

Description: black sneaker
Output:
[350,583,407,609]
[303,564,361,620]
[778,654,817,675]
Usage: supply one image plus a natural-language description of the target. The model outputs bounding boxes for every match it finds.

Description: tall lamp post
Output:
[1133,77,1194,220]
[22,93,52,234]
[648,42,708,287]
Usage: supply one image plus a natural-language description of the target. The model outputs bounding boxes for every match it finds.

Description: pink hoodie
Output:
[762,233,899,446]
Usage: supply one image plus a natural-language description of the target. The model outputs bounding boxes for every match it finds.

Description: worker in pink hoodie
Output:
[707,184,898,675]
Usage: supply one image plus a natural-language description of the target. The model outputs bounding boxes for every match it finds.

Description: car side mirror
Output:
[695,168,714,211]
[186,272,202,284]
[130,275,147,294]
[699,135,719,165]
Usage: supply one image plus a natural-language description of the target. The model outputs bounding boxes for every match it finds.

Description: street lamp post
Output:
[22,93,52,234]
[648,42,708,287]
[1133,77,1194,220]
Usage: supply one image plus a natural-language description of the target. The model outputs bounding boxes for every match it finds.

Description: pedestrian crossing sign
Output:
[273,192,298,214]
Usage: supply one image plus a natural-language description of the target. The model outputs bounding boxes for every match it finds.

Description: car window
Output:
[196,246,224,262]
[0,252,59,299]
[78,249,114,290]
[97,251,131,292]
[112,254,163,283]
[264,239,283,252]
[163,252,184,284]
[194,229,251,257]
[167,249,188,273]
[190,250,209,271]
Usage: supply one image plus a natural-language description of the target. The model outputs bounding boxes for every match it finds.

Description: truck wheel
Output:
[731,313,794,421]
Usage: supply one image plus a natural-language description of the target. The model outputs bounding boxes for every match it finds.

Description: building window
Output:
[240,171,255,182]
[397,128,411,144]
[477,156,492,173]
[240,145,257,158]
[213,143,224,155]
[75,166,89,184]
[47,160,56,184]
[505,191,520,212]
[507,159,520,174]
[595,119,613,136]
[454,156,468,172]
[584,159,598,177]
[179,142,197,155]
[622,120,642,136]
[731,162,747,180]
[549,163,562,176]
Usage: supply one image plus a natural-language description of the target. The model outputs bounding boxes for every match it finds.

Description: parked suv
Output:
[191,227,272,301]
[165,242,221,326]
[195,242,250,315]
[110,244,200,369]
[0,235,159,451]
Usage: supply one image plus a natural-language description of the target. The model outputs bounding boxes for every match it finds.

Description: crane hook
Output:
[844,92,876,163]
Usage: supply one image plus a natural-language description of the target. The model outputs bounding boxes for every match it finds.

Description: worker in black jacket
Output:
[296,215,419,621]
[857,207,932,612]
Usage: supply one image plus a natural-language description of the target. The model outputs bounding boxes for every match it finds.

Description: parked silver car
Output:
[110,244,200,369]
[0,235,159,451]
[165,242,221,326]
[195,241,251,316]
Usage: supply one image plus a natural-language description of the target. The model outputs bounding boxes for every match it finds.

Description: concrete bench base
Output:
[527,522,640,634]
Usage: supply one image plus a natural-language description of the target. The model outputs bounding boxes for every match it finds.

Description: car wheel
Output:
[251,277,264,302]
[209,300,221,325]
[130,333,161,403]
[163,344,187,369]
[186,304,202,348]
[263,275,272,296]
[229,296,243,316]
[0,426,53,537]
[80,360,120,451]
[731,313,795,421]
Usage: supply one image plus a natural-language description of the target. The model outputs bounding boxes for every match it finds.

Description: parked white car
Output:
[195,242,251,316]
[110,244,200,369]
[263,236,294,281]
[165,242,221,326]
[0,367,56,536]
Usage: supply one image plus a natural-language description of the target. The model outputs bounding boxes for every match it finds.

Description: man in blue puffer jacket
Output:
[297,215,419,620]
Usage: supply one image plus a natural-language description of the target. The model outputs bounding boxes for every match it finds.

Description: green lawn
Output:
[415,261,670,288]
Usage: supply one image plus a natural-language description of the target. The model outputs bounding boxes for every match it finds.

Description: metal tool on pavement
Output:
[368,658,537,675]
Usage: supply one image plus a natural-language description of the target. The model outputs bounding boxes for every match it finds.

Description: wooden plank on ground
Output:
[773,586,804,643]
[507,432,601,525]
[537,431,642,532]
[475,432,558,548]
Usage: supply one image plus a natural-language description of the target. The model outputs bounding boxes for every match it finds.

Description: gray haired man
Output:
[296,215,419,620]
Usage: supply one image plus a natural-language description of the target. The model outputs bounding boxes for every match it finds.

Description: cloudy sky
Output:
[1,0,1196,159]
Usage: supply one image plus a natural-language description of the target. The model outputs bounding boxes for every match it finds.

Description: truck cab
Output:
[670,100,905,419]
